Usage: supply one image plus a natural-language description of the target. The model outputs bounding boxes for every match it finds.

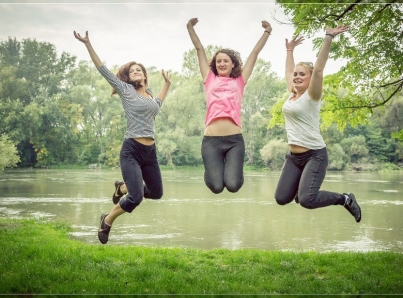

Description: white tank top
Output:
[282,90,326,149]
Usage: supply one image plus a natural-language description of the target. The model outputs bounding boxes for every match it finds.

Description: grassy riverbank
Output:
[1,218,402,295]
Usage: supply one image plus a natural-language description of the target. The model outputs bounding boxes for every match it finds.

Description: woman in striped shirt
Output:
[74,30,171,244]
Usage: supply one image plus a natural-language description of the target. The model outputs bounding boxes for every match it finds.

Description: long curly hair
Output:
[209,48,243,78]
[111,61,148,96]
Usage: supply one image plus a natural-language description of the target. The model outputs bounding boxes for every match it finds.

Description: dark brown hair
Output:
[111,61,148,96]
[209,48,243,78]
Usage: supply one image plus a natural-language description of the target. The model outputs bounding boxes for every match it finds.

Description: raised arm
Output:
[308,25,349,101]
[73,31,103,68]
[186,18,210,81]
[285,35,305,91]
[241,20,272,83]
[156,70,171,102]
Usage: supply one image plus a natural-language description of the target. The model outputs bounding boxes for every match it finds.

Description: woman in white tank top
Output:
[274,25,362,223]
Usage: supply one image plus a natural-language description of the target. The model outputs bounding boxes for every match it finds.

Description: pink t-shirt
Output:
[204,70,245,127]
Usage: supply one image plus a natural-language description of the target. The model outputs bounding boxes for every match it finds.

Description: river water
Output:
[0,168,402,252]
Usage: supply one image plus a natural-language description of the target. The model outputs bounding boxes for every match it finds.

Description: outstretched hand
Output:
[326,25,349,37]
[285,34,304,51]
[187,18,198,28]
[161,70,171,84]
[74,31,89,43]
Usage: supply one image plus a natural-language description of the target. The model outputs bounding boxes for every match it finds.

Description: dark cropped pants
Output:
[119,138,163,213]
[274,147,343,209]
[201,134,245,194]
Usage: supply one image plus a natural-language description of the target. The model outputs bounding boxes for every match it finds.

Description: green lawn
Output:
[1,218,402,295]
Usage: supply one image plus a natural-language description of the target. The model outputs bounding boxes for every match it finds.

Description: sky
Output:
[0,1,345,79]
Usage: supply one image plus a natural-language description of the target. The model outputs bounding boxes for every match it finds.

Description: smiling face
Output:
[129,64,146,84]
[215,52,235,77]
[292,64,312,92]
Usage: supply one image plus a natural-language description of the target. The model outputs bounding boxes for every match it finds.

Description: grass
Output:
[1,218,402,295]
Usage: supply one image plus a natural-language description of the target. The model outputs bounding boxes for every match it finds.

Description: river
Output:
[0,168,402,252]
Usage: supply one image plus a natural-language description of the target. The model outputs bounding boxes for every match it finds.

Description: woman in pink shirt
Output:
[186,18,272,193]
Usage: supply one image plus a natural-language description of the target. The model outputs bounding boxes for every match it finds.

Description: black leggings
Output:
[201,134,245,194]
[119,138,163,213]
[275,147,343,209]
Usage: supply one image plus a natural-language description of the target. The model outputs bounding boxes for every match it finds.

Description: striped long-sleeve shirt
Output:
[97,65,163,140]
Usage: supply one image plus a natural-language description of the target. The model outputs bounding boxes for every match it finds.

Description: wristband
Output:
[265,30,271,35]
[325,33,335,38]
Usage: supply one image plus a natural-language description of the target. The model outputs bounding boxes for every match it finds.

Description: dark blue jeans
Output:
[275,147,343,209]
[119,138,163,213]
[201,134,245,194]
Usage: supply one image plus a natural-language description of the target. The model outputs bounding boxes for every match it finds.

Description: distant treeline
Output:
[0,38,402,171]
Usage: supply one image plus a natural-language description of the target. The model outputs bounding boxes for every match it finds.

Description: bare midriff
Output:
[133,137,155,146]
[204,118,242,136]
[289,144,310,154]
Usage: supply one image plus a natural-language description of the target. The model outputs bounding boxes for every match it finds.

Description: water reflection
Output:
[0,168,402,252]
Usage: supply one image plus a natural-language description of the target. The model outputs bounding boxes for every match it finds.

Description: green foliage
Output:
[0,134,20,171]
[243,59,286,165]
[327,143,348,170]
[0,37,76,166]
[268,95,286,128]
[259,139,288,170]
[340,135,369,163]
[365,121,397,163]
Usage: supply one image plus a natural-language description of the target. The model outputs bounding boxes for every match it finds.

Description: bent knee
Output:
[205,180,224,194]
[299,196,316,209]
[148,191,163,200]
[210,186,224,194]
[208,184,224,194]
[226,182,243,193]
[275,196,289,206]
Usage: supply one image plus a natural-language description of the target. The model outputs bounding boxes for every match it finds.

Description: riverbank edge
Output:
[1,218,402,295]
[4,163,403,173]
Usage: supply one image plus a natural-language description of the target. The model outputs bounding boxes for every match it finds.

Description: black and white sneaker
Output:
[112,180,124,204]
[98,214,111,244]
[343,193,361,223]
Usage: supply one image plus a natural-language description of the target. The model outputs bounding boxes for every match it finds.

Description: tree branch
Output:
[379,78,403,88]
[327,79,403,111]
[335,2,360,21]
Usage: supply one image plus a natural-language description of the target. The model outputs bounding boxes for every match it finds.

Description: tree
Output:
[0,37,76,166]
[340,135,369,163]
[242,59,286,165]
[364,120,397,163]
[274,2,403,135]
[0,134,20,171]
[260,139,288,170]
[327,143,348,170]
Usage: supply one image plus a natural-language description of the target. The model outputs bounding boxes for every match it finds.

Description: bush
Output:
[260,139,288,170]
[0,134,20,171]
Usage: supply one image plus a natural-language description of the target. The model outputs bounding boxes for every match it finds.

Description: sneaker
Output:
[343,193,361,223]
[98,214,111,244]
[112,180,124,204]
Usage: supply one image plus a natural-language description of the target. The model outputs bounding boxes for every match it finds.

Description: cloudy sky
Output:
[0,1,345,78]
